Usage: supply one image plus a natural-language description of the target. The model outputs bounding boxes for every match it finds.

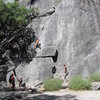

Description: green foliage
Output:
[69,76,91,90]
[0,0,32,32]
[44,78,62,91]
[89,72,100,82]
[0,0,37,65]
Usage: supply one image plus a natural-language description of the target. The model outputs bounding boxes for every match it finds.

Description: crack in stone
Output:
[38,7,55,18]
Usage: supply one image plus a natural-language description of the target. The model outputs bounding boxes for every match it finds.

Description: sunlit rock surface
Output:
[7,0,100,86]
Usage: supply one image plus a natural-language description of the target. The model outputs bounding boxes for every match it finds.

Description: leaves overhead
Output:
[0,0,37,66]
[0,0,30,32]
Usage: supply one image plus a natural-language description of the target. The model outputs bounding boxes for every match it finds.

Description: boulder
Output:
[91,82,100,90]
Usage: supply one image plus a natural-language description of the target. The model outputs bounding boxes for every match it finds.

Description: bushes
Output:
[89,72,100,82]
[44,72,100,91]
[44,78,62,91]
[69,76,91,90]
[0,0,30,30]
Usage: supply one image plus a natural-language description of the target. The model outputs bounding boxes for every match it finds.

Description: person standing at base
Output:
[64,64,69,80]
[11,74,15,90]
[9,73,15,90]
[17,74,23,87]
[9,74,13,87]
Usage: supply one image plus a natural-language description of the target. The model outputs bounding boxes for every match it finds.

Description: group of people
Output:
[9,74,23,90]
[8,35,41,90]
[9,64,69,90]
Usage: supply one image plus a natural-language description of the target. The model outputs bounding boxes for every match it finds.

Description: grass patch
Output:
[44,78,62,91]
[69,76,91,90]
[89,72,100,82]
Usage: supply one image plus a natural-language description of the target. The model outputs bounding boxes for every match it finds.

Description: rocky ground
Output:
[0,81,100,100]
[0,88,100,100]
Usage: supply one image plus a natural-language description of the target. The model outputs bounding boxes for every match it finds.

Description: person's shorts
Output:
[36,44,41,48]
[65,72,69,76]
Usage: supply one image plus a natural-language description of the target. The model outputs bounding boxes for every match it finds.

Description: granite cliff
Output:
[7,0,100,86]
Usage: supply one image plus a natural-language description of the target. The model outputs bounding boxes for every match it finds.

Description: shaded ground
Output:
[0,89,100,100]
[0,90,76,100]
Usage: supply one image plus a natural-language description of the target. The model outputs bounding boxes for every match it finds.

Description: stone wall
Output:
[7,0,100,86]
[31,0,100,76]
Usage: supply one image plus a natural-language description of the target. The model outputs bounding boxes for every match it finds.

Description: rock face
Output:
[9,0,100,86]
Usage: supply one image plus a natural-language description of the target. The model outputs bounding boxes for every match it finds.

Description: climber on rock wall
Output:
[34,38,41,49]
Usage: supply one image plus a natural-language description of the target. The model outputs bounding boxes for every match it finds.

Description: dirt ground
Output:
[43,89,100,100]
[0,88,100,100]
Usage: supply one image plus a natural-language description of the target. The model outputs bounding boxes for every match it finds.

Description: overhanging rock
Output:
[36,46,56,57]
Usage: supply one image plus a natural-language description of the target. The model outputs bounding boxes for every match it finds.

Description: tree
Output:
[0,0,37,82]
